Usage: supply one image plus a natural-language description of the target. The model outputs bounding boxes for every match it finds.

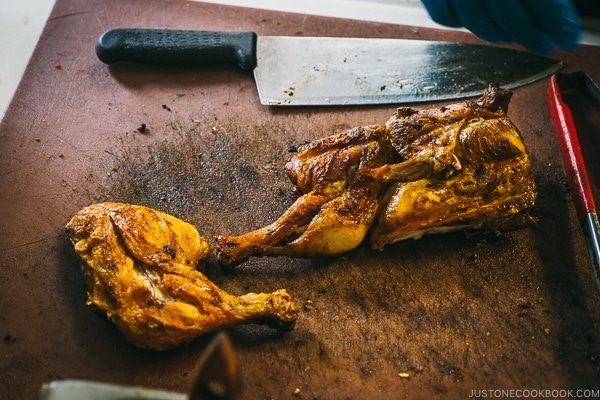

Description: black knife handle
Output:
[96,28,257,70]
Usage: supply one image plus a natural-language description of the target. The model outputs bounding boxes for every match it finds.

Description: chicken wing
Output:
[65,202,298,350]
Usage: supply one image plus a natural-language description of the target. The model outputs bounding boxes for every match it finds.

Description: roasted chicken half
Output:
[217,84,536,267]
[65,202,298,350]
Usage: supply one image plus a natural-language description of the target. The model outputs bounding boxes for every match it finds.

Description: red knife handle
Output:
[548,74,597,224]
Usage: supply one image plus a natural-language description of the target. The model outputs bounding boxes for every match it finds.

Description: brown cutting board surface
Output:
[1,0,600,399]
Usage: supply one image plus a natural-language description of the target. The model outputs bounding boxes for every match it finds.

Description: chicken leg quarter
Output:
[216,125,395,267]
[65,202,298,350]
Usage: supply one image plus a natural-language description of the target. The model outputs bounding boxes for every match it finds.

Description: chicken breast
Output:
[369,85,536,248]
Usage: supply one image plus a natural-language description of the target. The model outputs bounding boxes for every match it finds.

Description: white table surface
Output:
[1,0,599,121]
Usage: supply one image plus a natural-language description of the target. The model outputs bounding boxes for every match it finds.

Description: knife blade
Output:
[96,28,563,106]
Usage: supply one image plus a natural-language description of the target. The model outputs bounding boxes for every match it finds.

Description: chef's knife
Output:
[96,28,563,106]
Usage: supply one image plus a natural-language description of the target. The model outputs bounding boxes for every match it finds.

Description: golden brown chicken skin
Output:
[216,84,537,267]
[65,203,298,351]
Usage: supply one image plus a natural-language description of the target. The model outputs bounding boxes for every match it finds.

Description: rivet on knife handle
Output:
[96,28,258,70]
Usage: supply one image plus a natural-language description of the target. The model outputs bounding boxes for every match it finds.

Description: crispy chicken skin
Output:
[65,202,298,350]
[217,85,536,267]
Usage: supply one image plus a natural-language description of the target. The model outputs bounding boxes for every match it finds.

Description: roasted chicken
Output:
[217,84,536,267]
[65,202,298,351]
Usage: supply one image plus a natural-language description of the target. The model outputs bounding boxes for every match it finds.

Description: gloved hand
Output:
[421,0,581,54]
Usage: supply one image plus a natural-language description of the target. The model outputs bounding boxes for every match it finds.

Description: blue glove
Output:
[421,0,581,54]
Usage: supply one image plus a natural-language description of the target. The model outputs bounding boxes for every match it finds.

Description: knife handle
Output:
[547,74,597,224]
[96,28,257,70]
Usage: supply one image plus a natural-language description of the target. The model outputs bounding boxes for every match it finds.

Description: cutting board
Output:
[1,0,599,399]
